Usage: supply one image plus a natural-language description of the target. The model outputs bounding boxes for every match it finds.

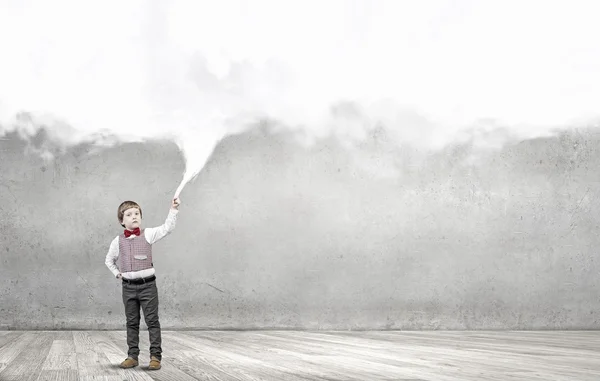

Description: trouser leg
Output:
[139,281,162,360]
[122,283,141,360]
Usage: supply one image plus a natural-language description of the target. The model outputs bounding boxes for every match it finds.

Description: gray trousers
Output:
[122,279,162,360]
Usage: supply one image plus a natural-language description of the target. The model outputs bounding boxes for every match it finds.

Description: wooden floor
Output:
[0,330,598,380]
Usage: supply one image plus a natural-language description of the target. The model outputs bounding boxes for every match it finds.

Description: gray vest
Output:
[118,229,153,273]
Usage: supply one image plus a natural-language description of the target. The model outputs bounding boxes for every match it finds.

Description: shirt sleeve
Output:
[144,209,179,245]
[104,236,120,277]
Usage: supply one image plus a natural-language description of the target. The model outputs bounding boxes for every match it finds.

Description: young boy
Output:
[105,197,180,370]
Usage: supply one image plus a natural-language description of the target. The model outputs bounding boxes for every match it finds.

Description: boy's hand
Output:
[171,197,181,210]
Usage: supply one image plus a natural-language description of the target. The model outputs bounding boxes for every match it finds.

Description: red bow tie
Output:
[124,227,141,237]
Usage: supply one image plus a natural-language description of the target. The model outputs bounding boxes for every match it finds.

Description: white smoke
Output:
[1,0,600,191]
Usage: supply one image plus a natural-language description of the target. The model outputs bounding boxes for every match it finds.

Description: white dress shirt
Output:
[105,209,178,279]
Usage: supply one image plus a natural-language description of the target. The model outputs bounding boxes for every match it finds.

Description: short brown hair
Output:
[117,201,142,227]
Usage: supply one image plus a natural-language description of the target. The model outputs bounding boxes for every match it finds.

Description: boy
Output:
[105,197,180,370]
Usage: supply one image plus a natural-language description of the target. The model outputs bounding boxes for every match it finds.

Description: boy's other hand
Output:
[116,273,122,279]
[171,197,181,210]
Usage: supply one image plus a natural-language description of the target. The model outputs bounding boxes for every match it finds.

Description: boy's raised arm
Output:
[144,198,181,245]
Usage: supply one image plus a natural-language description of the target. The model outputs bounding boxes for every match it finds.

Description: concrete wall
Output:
[1,126,599,330]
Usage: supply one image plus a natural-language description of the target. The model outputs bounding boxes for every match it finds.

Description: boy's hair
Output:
[118,201,143,227]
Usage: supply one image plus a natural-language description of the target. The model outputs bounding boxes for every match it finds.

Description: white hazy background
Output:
[1,0,600,189]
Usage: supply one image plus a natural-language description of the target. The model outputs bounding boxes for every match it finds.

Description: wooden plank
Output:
[297,331,600,380]
[353,331,600,371]
[40,339,77,371]
[0,332,24,350]
[1,330,599,381]
[216,330,454,380]
[0,332,31,374]
[104,330,200,381]
[73,331,129,381]
[231,330,592,381]
[0,331,54,381]
[165,332,288,381]
[35,369,78,381]
[45,331,74,340]
[177,331,416,381]
[77,376,137,381]
[87,331,156,381]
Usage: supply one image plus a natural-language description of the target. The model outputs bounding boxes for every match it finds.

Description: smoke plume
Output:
[1,0,600,190]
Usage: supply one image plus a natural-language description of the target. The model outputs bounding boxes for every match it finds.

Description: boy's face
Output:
[122,207,142,230]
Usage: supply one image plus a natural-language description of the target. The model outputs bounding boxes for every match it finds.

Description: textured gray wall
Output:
[1,126,599,330]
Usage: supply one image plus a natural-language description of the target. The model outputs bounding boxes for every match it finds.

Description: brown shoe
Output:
[119,357,138,368]
[148,355,161,370]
